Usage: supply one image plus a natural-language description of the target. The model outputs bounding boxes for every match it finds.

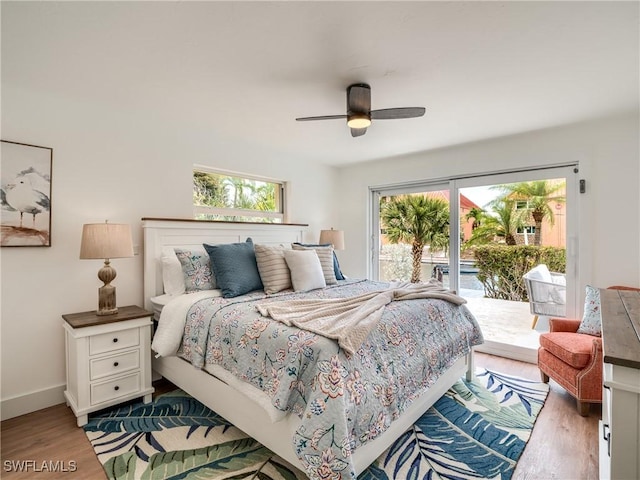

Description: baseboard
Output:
[475,340,538,364]
[1,384,66,421]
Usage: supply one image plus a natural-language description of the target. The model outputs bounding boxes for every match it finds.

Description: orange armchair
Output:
[538,285,640,416]
[538,317,602,416]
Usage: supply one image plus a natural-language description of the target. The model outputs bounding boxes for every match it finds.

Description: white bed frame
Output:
[142,218,474,476]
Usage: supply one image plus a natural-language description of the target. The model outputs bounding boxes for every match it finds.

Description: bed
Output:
[142,218,483,479]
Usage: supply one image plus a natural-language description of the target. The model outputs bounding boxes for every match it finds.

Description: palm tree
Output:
[223,177,256,208]
[466,198,525,246]
[254,183,276,212]
[495,180,565,246]
[193,172,227,207]
[465,206,484,230]
[380,195,449,283]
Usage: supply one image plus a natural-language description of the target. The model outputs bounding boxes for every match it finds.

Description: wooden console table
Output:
[599,288,640,480]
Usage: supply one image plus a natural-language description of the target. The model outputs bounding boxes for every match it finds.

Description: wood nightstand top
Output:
[601,288,640,370]
[62,305,153,329]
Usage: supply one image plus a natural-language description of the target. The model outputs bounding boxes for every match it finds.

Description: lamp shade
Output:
[80,223,134,260]
[319,229,345,250]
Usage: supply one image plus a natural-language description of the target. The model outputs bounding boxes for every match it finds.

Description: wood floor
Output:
[0,353,599,480]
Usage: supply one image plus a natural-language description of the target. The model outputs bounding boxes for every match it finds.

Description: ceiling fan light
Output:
[347,114,371,129]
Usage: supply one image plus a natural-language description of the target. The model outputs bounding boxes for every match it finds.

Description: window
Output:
[193,167,285,223]
[515,200,530,210]
[517,226,536,234]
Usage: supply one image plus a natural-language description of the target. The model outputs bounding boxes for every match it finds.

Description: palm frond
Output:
[84,394,231,433]
[141,438,271,479]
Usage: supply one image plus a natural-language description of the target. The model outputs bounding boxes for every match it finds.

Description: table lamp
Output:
[319,228,345,250]
[80,221,134,315]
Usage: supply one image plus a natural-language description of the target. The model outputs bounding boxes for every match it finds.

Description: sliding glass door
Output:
[371,166,579,361]
[371,182,450,284]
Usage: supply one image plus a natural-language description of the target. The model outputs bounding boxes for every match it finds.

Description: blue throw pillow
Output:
[203,238,263,298]
[293,242,345,280]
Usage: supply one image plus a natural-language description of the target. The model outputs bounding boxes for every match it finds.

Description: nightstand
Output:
[62,305,155,427]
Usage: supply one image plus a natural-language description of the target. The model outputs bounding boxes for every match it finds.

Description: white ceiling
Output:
[5,1,639,166]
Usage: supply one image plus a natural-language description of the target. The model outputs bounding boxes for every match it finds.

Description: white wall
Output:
[335,112,640,291]
[0,47,336,420]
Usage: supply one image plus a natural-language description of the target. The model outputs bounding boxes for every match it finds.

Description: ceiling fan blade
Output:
[370,107,426,120]
[347,83,371,114]
[350,127,367,137]
[296,114,347,122]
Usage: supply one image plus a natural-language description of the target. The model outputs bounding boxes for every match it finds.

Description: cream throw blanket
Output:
[256,279,466,355]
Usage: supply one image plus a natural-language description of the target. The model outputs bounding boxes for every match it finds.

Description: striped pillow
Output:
[292,244,337,285]
[255,244,292,294]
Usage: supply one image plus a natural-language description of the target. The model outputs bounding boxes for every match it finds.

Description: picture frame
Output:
[1,140,53,247]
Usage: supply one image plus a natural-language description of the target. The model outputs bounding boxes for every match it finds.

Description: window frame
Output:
[193,166,287,223]
[516,225,536,234]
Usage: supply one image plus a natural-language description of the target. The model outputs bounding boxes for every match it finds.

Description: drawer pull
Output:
[113,362,119,367]
[113,338,119,343]
[602,423,611,457]
[114,385,120,391]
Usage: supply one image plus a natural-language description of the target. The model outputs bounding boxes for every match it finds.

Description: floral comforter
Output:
[178,279,483,479]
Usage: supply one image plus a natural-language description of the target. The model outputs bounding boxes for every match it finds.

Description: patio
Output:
[462,290,544,364]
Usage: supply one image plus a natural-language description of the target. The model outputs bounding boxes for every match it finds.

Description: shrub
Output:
[474,245,566,301]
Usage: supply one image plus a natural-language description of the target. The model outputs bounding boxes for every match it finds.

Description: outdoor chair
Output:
[523,264,566,329]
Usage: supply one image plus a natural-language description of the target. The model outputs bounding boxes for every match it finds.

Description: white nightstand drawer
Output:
[89,328,139,356]
[90,349,140,381]
[91,372,140,405]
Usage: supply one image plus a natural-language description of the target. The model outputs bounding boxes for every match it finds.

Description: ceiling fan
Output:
[296,83,425,137]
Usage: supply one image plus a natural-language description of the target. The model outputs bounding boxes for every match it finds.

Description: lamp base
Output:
[97,267,118,315]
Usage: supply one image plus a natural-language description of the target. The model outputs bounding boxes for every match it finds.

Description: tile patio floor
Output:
[462,290,545,364]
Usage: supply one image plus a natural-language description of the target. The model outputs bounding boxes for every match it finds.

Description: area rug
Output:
[84,368,548,480]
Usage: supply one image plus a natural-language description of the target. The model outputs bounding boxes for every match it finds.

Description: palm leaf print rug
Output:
[84,368,548,480]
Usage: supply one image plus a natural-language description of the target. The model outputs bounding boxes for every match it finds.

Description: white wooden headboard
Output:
[141,218,308,311]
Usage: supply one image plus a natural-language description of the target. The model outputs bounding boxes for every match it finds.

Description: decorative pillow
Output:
[174,247,215,292]
[284,249,326,292]
[254,244,292,294]
[161,247,186,295]
[204,238,263,298]
[577,285,602,336]
[292,244,337,284]
[293,242,345,280]
[550,273,567,304]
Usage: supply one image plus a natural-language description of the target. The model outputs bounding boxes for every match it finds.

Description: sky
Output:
[461,186,500,209]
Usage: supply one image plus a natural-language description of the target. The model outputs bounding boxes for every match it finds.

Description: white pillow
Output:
[291,244,337,285]
[255,244,292,294]
[284,249,326,292]
[161,247,186,296]
[526,264,553,283]
[550,273,567,304]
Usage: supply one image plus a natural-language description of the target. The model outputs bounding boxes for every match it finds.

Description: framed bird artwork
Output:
[1,140,53,247]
